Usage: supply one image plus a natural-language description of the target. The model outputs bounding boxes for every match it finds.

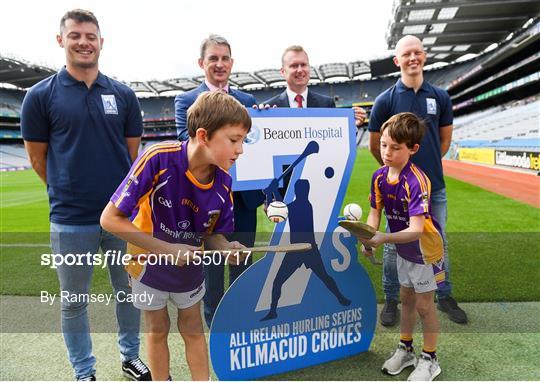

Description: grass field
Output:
[1,150,539,381]
[2,300,538,381]
[2,149,539,301]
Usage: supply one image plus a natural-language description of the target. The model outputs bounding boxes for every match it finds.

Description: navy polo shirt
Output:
[368,79,453,192]
[21,67,143,224]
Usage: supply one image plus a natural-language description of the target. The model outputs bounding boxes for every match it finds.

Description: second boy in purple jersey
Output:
[101,91,251,381]
[370,161,445,272]
[357,113,444,381]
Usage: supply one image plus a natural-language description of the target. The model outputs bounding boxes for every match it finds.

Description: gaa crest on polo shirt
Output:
[101,94,118,114]
[426,98,437,115]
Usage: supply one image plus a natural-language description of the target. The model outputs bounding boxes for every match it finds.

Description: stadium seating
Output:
[1,57,537,152]
[423,60,478,89]
[0,144,30,170]
[453,99,540,148]
[139,97,175,120]
[0,88,24,117]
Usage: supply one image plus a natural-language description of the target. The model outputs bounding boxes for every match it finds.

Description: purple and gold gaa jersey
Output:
[370,161,444,267]
[111,140,234,292]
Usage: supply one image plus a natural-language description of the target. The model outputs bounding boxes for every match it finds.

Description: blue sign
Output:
[210,108,376,380]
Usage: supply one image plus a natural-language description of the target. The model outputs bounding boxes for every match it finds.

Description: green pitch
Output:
[1,149,539,299]
[1,149,539,381]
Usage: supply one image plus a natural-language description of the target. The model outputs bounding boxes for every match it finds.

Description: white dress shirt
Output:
[286,87,308,108]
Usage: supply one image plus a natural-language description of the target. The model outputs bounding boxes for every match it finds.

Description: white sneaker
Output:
[382,343,417,375]
[407,352,442,381]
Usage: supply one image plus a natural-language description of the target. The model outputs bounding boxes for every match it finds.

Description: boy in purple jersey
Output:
[358,113,444,381]
[101,91,251,381]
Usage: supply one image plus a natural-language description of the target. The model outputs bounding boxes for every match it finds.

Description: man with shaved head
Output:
[368,35,467,328]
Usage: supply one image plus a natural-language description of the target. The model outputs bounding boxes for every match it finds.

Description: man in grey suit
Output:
[264,45,366,124]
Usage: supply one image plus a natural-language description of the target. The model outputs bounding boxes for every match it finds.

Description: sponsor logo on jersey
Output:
[158,196,172,208]
[178,220,190,230]
[181,198,199,213]
[159,223,201,243]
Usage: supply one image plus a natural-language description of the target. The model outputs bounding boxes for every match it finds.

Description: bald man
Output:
[367,35,467,326]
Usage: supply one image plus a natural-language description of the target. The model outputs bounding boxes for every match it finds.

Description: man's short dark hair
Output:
[380,112,426,148]
[60,9,100,34]
[200,34,231,59]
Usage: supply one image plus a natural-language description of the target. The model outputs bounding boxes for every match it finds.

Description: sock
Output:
[422,348,437,360]
[399,335,413,351]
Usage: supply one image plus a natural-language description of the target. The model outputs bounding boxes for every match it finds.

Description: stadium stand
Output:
[139,97,175,120]
[453,98,540,148]
[0,88,25,142]
[0,144,29,170]
[447,18,540,114]
[387,0,539,63]
[0,56,55,88]
[0,88,23,116]
[132,53,497,140]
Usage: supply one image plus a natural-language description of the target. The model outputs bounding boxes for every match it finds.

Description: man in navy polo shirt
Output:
[368,35,467,326]
[21,9,150,381]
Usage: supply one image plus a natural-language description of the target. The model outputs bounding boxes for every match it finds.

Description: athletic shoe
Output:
[122,358,152,381]
[77,375,96,381]
[381,343,417,375]
[407,352,441,381]
[380,299,399,326]
[437,296,468,324]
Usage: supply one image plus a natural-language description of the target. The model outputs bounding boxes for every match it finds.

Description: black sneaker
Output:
[380,299,399,327]
[77,375,96,381]
[437,296,468,324]
[122,358,152,381]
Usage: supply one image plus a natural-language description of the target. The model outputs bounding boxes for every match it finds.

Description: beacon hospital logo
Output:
[209,108,377,380]
[244,125,261,145]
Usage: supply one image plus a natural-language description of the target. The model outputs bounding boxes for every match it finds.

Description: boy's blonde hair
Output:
[187,91,251,139]
[380,112,426,148]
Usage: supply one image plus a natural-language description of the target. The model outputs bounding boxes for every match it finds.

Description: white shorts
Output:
[131,279,205,311]
[397,256,437,293]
